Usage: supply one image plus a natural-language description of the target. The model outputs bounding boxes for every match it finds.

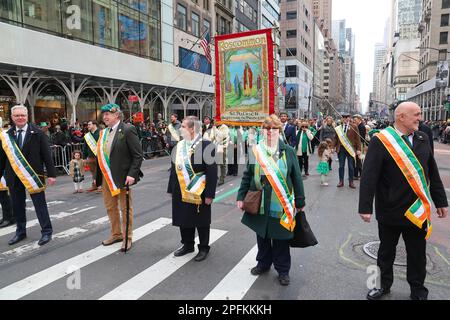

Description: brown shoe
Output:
[349,182,356,189]
[87,186,97,192]
[120,240,132,252]
[102,237,123,246]
[337,181,344,188]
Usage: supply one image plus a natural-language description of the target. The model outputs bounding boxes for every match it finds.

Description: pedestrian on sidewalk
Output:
[0,177,14,228]
[316,141,331,186]
[359,102,448,301]
[295,121,314,177]
[69,151,84,193]
[236,114,305,286]
[167,116,218,262]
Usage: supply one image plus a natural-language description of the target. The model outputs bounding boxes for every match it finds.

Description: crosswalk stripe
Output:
[26,201,65,211]
[100,229,228,300]
[0,206,97,238]
[1,228,88,258]
[0,217,172,300]
[204,245,258,300]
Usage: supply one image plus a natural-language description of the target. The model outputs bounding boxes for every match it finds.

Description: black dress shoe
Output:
[0,220,15,228]
[8,234,26,246]
[367,288,390,300]
[174,245,195,257]
[38,234,52,246]
[250,266,270,276]
[278,274,290,286]
[194,250,209,262]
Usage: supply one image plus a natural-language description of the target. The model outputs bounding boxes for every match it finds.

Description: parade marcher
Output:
[353,114,366,180]
[335,113,361,189]
[96,104,143,252]
[359,102,448,300]
[280,112,296,147]
[69,151,85,193]
[167,116,218,262]
[317,141,331,186]
[0,176,14,228]
[83,120,101,192]
[216,123,229,186]
[166,113,182,154]
[319,116,336,170]
[0,105,56,246]
[308,119,319,154]
[294,121,314,176]
[237,114,305,286]
[202,116,217,143]
[227,126,240,176]
[418,121,434,153]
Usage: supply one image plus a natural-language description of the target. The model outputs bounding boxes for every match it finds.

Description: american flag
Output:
[200,30,212,64]
[281,81,287,96]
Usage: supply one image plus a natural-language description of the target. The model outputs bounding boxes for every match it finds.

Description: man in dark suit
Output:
[418,121,434,153]
[353,114,366,180]
[82,120,100,192]
[0,105,56,246]
[335,113,361,189]
[168,116,218,262]
[280,112,296,147]
[96,104,143,252]
[359,102,448,301]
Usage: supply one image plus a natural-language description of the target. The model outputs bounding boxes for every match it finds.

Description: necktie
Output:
[109,128,114,134]
[402,135,413,149]
[17,129,24,149]
[344,125,347,133]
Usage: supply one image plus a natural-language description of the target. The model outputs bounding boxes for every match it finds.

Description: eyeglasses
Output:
[301,126,308,129]
[263,127,279,131]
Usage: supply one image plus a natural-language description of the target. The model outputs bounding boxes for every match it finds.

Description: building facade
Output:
[0,0,214,124]
[280,0,314,117]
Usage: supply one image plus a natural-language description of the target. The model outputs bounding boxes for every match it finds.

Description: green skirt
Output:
[316,161,330,175]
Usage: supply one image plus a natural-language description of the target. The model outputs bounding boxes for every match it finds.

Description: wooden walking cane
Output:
[124,184,130,253]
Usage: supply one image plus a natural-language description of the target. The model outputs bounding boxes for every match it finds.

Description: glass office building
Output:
[0,0,161,61]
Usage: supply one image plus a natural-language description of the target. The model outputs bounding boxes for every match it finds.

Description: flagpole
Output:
[177,28,209,68]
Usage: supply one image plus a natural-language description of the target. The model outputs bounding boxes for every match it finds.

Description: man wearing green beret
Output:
[96,104,143,252]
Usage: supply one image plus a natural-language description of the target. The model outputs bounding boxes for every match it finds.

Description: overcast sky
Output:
[332,0,391,113]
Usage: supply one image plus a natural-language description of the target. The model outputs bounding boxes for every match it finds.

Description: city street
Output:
[0,143,448,300]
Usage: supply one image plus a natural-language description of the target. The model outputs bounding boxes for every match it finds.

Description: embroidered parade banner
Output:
[215,29,275,126]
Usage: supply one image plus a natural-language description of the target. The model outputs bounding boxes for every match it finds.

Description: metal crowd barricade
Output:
[50,145,69,175]
[141,136,170,159]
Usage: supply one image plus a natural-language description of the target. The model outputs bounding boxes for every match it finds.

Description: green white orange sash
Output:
[376,127,433,239]
[84,132,98,157]
[97,129,120,197]
[168,124,180,142]
[175,139,206,205]
[0,177,8,191]
[252,144,296,232]
[335,125,356,159]
[0,131,45,194]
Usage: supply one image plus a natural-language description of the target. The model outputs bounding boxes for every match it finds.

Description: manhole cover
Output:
[363,241,407,267]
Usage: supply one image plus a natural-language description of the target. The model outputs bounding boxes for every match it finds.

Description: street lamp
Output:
[416,46,450,53]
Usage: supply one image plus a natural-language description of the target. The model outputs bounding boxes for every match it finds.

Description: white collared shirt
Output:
[109,121,120,134]
[394,126,414,147]
[16,123,28,146]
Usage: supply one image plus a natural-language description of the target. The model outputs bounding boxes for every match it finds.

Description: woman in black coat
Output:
[167,116,218,262]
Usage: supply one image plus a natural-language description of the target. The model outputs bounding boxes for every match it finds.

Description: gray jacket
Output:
[320,124,336,142]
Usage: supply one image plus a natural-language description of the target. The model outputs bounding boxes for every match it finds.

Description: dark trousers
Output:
[256,235,291,276]
[180,226,210,252]
[0,190,13,221]
[11,180,52,237]
[377,223,428,298]
[338,149,355,182]
[354,158,362,178]
[328,158,333,170]
[228,147,238,175]
[297,153,309,174]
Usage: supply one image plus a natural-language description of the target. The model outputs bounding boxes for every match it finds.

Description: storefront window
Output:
[139,13,150,57]
[149,17,161,60]
[118,4,141,55]
[22,0,62,33]
[0,0,22,23]
[93,0,116,48]
[62,0,93,42]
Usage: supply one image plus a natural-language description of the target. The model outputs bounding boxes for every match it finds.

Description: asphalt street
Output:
[0,143,449,300]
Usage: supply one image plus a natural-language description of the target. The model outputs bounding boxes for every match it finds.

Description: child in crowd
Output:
[69,151,85,193]
[317,141,331,186]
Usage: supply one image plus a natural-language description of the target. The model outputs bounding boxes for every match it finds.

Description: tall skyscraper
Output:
[313,0,332,38]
